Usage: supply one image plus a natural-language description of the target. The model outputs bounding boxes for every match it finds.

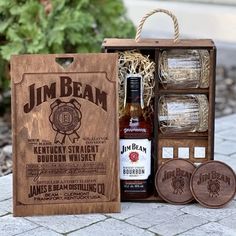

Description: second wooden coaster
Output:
[190,160,236,208]
[155,159,196,204]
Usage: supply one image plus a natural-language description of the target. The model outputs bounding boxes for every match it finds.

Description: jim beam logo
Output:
[162,168,192,195]
[197,171,231,197]
[121,143,147,155]
[23,76,108,113]
[23,76,108,144]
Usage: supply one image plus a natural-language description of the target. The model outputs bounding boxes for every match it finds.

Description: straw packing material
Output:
[118,50,155,120]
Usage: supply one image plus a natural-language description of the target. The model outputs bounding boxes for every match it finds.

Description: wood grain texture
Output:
[102,39,215,49]
[158,138,209,166]
[11,53,120,216]
[190,161,236,208]
[208,49,217,161]
[155,159,196,204]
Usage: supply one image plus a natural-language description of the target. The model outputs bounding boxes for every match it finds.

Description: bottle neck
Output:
[124,76,143,117]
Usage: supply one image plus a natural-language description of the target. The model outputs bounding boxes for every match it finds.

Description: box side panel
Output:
[11,54,120,216]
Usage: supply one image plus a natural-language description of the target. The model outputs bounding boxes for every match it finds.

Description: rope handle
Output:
[135,8,180,43]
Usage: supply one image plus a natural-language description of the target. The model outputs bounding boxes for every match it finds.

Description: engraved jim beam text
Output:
[197,171,231,197]
[23,76,107,113]
[120,143,147,155]
[162,168,192,195]
[197,171,231,185]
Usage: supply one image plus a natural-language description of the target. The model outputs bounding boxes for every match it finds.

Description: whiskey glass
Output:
[158,95,208,134]
[159,49,210,89]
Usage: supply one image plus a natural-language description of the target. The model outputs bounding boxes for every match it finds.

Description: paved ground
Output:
[0,114,236,236]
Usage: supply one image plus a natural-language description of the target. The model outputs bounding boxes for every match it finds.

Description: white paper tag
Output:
[178,147,190,159]
[162,147,174,159]
[194,147,206,158]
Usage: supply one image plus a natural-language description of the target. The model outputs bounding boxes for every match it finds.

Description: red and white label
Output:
[120,139,151,180]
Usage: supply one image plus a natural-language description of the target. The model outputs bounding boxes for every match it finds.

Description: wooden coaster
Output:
[155,159,196,204]
[190,161,236,208]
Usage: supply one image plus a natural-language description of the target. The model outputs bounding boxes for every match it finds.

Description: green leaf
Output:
[47,29,65,47]
[66,31,83,45]
[51,0,66,12]
[0,42,24,60]
[0,19,12,33]
[0,1,13,10]
[18,1,42,25]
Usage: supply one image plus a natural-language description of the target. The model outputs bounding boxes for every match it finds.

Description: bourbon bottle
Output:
[119,74,152,200]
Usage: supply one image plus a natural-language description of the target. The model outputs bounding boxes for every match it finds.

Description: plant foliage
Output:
[0,0,135,92]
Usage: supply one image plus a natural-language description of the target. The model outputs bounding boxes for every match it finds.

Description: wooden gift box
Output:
[102,9,216,201]
[11,54,120,216]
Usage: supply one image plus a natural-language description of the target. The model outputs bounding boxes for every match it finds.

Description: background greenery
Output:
[0,0,135,113]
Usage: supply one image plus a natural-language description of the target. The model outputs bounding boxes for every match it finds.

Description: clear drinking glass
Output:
[159,49,210,89]
[158,95,208,134]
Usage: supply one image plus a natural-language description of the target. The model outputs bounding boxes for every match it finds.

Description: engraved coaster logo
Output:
[49,99,82,144]
[207,179,220,197]
[171,176,185,195]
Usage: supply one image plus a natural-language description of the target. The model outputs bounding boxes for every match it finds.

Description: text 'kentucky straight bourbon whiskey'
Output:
[120,74,152,200]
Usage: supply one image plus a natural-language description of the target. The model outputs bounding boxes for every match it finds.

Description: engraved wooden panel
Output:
[11,53,120,216]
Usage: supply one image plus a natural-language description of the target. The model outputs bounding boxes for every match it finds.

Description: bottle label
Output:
[120,139,151,180]
[122,180,148,193]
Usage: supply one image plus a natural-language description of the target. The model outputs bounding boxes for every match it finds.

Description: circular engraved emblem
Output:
[49,99,82,144]
[171,176,185,195]
[155,159,196,204]
[207,179,220,197]
[53,105,80,133]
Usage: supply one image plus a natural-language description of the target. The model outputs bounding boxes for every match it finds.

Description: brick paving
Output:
[0,114,236,236]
